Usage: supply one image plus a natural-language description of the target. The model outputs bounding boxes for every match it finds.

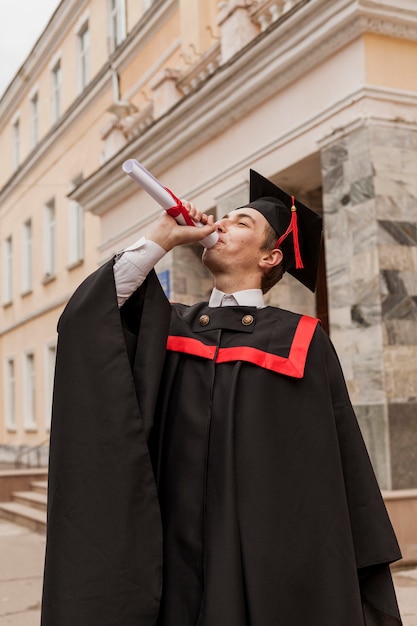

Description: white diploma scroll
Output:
[122,159,218,248]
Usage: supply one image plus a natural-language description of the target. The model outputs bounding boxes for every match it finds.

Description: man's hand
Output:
[146,201,216,251]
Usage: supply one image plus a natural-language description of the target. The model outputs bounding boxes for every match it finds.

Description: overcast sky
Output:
[0,0,60,98]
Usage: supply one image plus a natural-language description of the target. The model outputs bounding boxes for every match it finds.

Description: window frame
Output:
[30,91,39,148]
[108,0,126,54]
[23,350,37,431]
[3,236,13,305]
[22,219,33,294]
[44,342,57,431]
[51,60,62,122]
[12,117,20,170]
[4,357,17,432]
[77,21,90,92]
[43,199,56,279]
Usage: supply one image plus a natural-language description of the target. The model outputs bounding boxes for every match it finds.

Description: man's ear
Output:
[258,248,283,271]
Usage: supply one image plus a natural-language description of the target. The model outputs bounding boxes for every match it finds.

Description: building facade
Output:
[0,0,416,505]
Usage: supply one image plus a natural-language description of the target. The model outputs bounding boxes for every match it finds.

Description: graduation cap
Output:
[245,169,323,292]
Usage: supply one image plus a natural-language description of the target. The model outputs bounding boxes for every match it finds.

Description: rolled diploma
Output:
[122,159,218,248]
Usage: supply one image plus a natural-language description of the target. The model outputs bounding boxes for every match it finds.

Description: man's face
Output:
[202,207,271,277]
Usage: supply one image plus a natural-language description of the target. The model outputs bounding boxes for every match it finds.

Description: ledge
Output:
[41,273,56,286]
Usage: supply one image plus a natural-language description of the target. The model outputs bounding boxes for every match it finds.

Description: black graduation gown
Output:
[41,259,402,626]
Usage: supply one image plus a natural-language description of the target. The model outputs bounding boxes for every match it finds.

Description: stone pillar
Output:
[217,1,259,64]
[155,244,213,305]
[321,122,417,490]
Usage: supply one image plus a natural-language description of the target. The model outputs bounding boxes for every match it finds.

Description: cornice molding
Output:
[70,0,417,216]
[3,0,417,212]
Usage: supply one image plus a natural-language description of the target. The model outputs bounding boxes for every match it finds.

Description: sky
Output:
[0,0,60,98]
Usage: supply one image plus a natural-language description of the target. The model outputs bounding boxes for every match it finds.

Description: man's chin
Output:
[201,247,217,272]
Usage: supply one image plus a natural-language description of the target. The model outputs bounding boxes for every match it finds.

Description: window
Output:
[12,118,20,169]
[108,0,126,53]
[68,200,84,266]
[3,236,13,304]
[22,219,33,293]
[4,358,16,431]
[44,200,56,278]
[24,352,36,430]
[45,343,56,430]
[78,22,90,92]
[51,61,62,122]
[30,92,39,147]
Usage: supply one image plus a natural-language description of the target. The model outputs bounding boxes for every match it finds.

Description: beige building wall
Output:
[72,0,417,494]
[0,0,221,461]
[0,0,416,503]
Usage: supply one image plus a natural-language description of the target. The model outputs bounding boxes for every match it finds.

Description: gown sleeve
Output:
[41,260,170,626]
[322,329,402,625]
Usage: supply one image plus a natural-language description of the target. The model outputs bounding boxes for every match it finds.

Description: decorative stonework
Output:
[217,0,259,63]
[359,14,417,42]
[150,68,182,119]
[119,103,154,141]
[177,44,221,96]
[100,119,128,162]
[249,0,304,32]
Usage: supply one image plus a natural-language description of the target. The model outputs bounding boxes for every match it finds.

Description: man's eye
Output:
[238,222,249,227]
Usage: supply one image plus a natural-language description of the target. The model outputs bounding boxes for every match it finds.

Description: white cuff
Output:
[114,236,166,307]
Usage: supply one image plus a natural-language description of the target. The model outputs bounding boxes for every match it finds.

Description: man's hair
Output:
[260,222,285,294]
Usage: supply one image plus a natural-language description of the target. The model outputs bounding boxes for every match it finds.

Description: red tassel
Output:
[164,187,195,226]
[291,196,303,269]
[276,195,304,269]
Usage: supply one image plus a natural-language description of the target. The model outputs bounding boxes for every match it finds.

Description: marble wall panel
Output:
[378,245,415,271]
[345,126,370,160]
[354,404,390,490]
[378,220,417,246]
[401,270,417,296]
[322,122,417,489]
[343,153,374,183]
[375,191,417,222]
[347,201,377,255]
[351,351,386,405]
[384,346,417,403]
[401,148,417,174]
[384,319,417,346]
[265,273,316,316]
[370,126,417,150]
[374,175,417,200]
[321,142,348,171]
[389,403,417,490]
[370,145,402,172]
[332,325,385,404]
[329,306,353,331]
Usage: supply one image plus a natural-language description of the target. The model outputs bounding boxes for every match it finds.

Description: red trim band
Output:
[216,315,318,377]
[166,335,217,360]
[166,315,319,378]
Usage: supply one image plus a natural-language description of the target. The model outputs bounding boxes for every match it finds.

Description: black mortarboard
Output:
[245,169,323,292]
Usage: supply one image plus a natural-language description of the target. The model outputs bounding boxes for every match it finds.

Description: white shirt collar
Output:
[209,287,265,308]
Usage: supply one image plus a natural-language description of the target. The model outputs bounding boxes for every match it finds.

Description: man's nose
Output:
[215,219,227,232]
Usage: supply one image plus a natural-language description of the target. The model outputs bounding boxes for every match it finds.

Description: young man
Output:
[41,171,402,625]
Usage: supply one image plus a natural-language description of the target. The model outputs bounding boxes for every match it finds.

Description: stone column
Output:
[321,122,417,490]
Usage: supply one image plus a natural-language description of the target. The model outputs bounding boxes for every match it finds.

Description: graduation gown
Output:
[41,259,402,626]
